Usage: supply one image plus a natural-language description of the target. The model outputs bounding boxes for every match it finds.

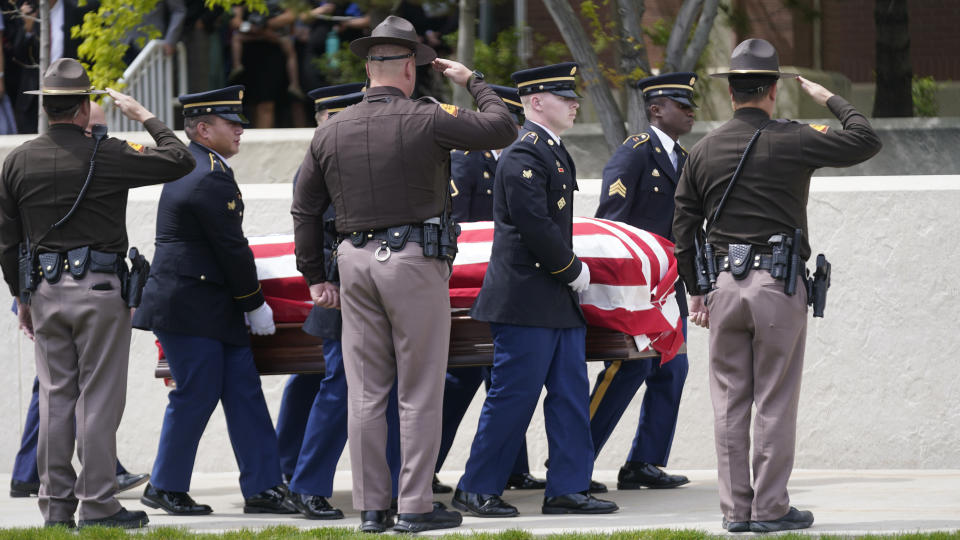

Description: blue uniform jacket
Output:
[596,132,689,318]
[449,149,497,222]
[470,121,584,328]
[133,142,265,346]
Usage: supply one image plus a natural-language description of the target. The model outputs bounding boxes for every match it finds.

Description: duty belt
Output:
[715,253,776,273]
[346,226,425,248]
[36,247,123,285]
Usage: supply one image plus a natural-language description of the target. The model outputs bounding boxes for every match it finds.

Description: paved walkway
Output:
[1,470,958,535]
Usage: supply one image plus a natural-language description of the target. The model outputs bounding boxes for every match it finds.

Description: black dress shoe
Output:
[360,510,395,533]
[451,488,518,517]
[78,507,149,529]
[394,502,462,533]
[589,479,608,493]
[617,461,689,489]
[505,472,546,490]
[10,479,40,497]
[432,474,453,494]
[294,493,344,519]
[542,492,618,514]
[117,472,150,493]
[750,507,814,533]
[243,484,299,514]
[141,483,212,515]
[723,517,751,532]
[43,519,76,529]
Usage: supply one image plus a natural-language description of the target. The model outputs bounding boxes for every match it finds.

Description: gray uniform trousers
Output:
[30,272,129,521]
[336,241,450,514]
[707,270,807,523]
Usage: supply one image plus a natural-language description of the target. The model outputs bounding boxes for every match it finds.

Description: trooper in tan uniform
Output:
[673,39,881,533]
[291,15,515,534]
[0,58,195,529]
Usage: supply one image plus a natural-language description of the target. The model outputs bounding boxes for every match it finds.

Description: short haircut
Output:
[43,95,86,122]
[729,75,777,104]
[183,114,217,141]
[644,96,669,121]
[366,44,414,78]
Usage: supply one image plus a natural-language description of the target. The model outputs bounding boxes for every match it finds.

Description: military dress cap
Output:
[489,84,524,123]
[308,82,365,113]
[179,85,249,124]
[637,72,698,108]
[349,15,437,66]
[24,58,106,95]
[318,92,364,116]
[511,62,581,98]
[710,38,799,79]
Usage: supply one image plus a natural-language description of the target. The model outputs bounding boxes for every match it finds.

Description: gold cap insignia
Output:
[483,171,490,179]
[570,66,577,76]
[522,169,533,179]
[557,197,566,210]
[689,77,696,86]
[652,169,660,177]
[609,179,627,198]
[449,179,460,197]
[227,200,237,211]
[239,90,244,100]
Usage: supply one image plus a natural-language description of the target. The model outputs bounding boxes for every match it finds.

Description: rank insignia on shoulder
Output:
[522,169,533,179]
[652,168,661,177]
[609,178,627,198]
[556,160,565,173]
[450,179,460,196]
[808,123,829,134]
[484,151,492,158]
[227,199,237,211]
[521,132,539,144]
[557,196,566,210]
[440,103,459,117]
[628,133,650,148]
[127,141,144,153]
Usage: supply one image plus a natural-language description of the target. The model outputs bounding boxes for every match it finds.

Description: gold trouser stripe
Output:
[550,254,576,275]
[234,283,262,300]
[589,361,623,418]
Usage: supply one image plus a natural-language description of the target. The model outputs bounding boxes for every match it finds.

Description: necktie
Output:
[671,145,681,173]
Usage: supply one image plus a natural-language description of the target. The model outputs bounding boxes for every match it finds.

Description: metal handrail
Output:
[102,40,188,132]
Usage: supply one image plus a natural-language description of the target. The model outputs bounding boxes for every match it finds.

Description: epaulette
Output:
[521,131,539,145]
[623,133,650,148]
[208,152,226,172]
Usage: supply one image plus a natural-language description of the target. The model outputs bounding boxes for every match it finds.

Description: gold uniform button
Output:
[562,184,567,189]
[535,263,540,268]
[483,172,490,179]
[653,186,660,192]
[74,260,80,266]
[486,189,492,195]
[200,275,206,280]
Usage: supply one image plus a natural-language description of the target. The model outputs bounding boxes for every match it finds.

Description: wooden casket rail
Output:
[154,317,665,378]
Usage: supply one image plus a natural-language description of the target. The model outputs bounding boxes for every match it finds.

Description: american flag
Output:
[248,217,684,362]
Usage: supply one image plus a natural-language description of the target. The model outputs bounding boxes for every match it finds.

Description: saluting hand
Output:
[431,58,472,87]
[797,76,834,107]
[106,88,156,124]
[310,282,340,310]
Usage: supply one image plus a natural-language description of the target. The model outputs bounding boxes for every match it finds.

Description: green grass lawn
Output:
[0,527,959,540]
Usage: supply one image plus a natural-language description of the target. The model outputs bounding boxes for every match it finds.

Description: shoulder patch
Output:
[126,141,144,153]
[439,103,459,117]
[521,131,539,144]
[627,133,650,148]
[808,123,829,134]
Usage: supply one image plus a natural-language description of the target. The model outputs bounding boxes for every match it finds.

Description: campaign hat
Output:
[710,38,798,79]
[637,72,698,108]
[349,16,437,66]
[511,62,580,99]
[179,85,248,124]
[24,58,106,95]
[308,82,365,113]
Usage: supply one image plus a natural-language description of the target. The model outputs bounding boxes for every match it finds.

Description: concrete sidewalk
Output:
[1,470,958,535]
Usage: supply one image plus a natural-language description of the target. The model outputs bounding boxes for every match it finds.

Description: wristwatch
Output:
[471,70,485,82]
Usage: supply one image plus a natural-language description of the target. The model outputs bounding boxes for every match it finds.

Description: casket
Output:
[155,218,684,378]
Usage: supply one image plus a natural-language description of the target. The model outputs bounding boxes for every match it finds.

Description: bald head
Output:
[365,44,416,96]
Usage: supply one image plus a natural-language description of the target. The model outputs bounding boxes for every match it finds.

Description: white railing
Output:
[103,40,188,132]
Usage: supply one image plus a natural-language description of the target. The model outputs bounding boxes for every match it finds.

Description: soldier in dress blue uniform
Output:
[132,86,297,516]
[436,84,546,494]
[453,63,618,518]
[590,72,698,491]
[277,85,402,520]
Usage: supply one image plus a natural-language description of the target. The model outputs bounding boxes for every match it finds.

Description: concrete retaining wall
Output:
[2,176,958,476]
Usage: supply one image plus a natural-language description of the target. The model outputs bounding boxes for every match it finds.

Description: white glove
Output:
[568,261,591,293]
[246,302,276,336]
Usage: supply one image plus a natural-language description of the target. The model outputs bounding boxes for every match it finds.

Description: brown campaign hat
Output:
[710,38,798,79]
[24,58,107,95]
[349,15,437,66]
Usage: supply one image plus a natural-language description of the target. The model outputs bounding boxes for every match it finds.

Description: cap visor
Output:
[218,112,249,125]
[670,96,698,108]
[551,89,581,99]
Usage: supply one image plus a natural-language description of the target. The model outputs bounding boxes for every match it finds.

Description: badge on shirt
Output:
[227,200,237,211]
[556,160,565,174]
[652,168,661,177]
[808,123,829,134]
[609,178,627,198]
[440,103,459,117]
[127,141,144,153]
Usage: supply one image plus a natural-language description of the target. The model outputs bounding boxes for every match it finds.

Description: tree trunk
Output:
[453,0,478,109]
[873,0,912,117]
[662,0,719,72]
[541,0,625,152]
[615,0,649,134]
